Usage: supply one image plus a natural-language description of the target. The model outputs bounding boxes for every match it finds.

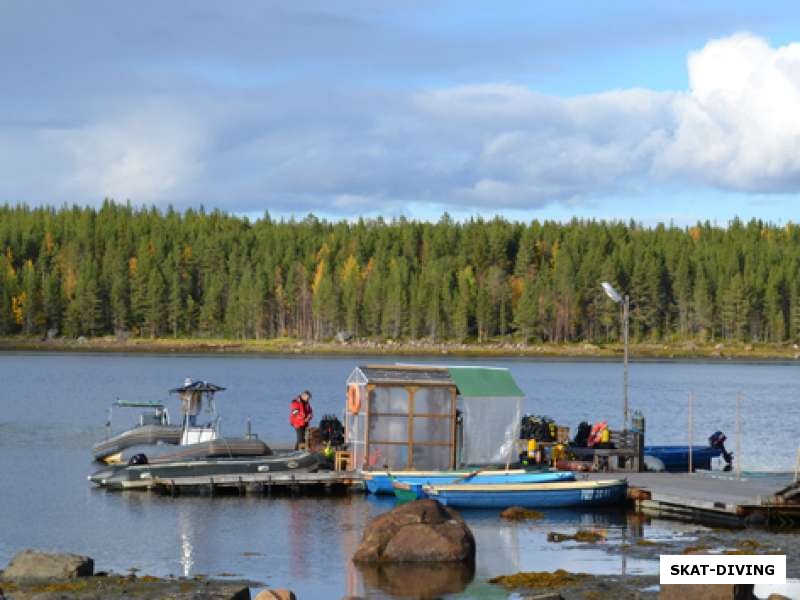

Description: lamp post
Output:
[601,282,629,431]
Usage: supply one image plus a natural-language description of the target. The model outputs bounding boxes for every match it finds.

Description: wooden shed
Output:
[344,364,524,471]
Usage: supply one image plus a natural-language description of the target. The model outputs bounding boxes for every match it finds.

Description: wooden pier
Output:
[123,465,800,528]
[587,472,800,528]
[138,470,363,495]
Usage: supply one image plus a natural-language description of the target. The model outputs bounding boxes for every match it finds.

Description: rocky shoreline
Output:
[6,504,799,599]
[0,550,293,600]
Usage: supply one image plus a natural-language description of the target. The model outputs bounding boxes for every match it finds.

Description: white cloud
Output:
[657,33,800,191]
[51,106,208,204]
[412,32,800,206]
[2,30,800,215]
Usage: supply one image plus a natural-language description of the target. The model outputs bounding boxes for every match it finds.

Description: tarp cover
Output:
[459,395,521,465]
[448,367,524,397]
[449,367,524,466]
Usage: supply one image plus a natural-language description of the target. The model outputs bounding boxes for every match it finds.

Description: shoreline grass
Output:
[2,335,800,361]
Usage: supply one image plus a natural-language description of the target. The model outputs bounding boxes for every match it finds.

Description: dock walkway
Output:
[587,472,800,527]
[137,466,800,528]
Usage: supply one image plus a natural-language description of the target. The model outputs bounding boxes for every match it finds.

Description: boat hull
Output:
[92,424,182,462]
[365,469,574,495]
[146,438,270,462]
[425,479,628,509]
[392,481,424,502]
[644,446,721,472]
[89,450,319,490]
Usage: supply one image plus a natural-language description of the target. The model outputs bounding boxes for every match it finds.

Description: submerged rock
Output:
[3,550,94,579]
[254,590,297,600]
[490,569,587,589]
[547,530,605,543]
[353,498,475,563]
[500,506,544,521]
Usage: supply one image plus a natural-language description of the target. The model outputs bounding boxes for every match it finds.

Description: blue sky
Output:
[2,1,800,225]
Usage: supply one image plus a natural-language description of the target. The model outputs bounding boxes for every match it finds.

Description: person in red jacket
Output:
[290,390,313,450]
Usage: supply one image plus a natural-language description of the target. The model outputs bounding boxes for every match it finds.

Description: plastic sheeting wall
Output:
[459,396,521,466]
[366,386,454,469]
[344,382,368,469]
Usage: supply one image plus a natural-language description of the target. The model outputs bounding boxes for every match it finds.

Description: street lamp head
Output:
[601,281,623,303]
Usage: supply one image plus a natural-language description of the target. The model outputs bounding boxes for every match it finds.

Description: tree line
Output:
[1,201,799,344]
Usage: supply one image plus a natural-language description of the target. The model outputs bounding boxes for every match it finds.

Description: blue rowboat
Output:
[363,469,575,495]
[391,470,577,501]
[424,479,628,509]
[644,446,721,472]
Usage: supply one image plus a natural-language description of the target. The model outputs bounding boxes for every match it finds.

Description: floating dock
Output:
[587,471,800,528]
[130,465,800,528]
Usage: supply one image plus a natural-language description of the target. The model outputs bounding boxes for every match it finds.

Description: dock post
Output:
[688,392,693,473]
[736,392,742,479]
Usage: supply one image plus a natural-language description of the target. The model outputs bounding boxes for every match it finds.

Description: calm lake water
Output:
[1,352,799,597]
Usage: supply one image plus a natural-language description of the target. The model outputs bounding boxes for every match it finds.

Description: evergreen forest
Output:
[1,202,798,345]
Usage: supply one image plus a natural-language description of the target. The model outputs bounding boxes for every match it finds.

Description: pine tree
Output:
[21,259,40,335]
[454,266,476,342]
[515,275,539,343]
[721,273,748,341]
[146,267,166,338]
[693,266,714,341]
[110,253,130,333]
[311,259,336,340]
[340,255,361,336]
[382,257,408,339]
[168,268,183,337]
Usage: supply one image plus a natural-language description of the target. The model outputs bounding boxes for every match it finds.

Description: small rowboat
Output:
[391,470,578,502]
[423,478,628,509]
[364,469,574,495]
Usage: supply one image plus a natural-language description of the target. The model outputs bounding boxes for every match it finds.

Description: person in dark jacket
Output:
[290,390,313,450]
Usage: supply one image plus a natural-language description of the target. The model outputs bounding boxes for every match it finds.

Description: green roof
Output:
[447,367,524,398]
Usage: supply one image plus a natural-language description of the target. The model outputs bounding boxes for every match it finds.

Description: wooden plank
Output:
[584,472,797,526]
[153,471,362,488]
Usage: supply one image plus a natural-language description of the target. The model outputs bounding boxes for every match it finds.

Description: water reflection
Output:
[357,562,475,599]
[179,508,195,577]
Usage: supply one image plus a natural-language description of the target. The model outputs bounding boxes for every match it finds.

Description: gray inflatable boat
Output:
[92,401,181,463]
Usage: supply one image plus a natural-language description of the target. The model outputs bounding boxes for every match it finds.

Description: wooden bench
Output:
[571,430,643,472]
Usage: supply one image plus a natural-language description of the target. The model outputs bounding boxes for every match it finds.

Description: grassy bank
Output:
[2,335,800,361]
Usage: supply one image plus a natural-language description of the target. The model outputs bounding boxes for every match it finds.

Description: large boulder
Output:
[358,562,474,597]
[2,549,94,579]
[353,499,475,563]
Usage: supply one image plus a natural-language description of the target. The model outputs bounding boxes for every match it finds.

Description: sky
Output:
[2,1,800,225]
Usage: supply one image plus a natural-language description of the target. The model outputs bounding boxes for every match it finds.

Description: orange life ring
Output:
[347,384,361,413]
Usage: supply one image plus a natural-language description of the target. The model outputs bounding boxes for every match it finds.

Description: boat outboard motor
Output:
[708,431,733,471]
[128,453,149,466]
